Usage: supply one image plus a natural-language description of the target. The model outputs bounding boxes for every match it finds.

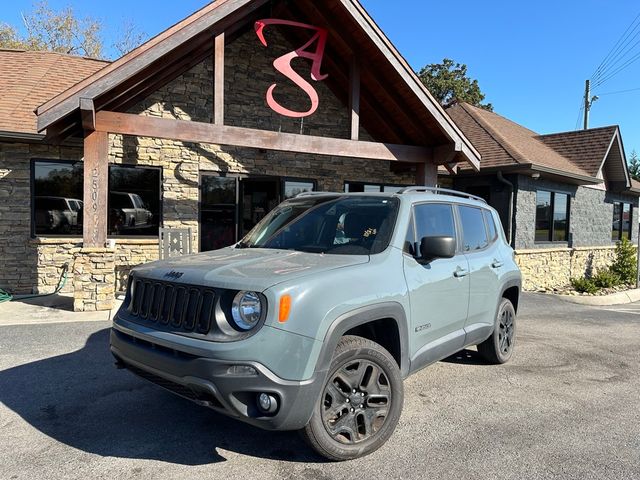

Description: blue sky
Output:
[2,0,640,155]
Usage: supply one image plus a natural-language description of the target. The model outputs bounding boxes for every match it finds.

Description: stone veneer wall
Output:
[514,175,639,250]
[0,142,83,294]
[73,247,116,312]
[515,245,632,291]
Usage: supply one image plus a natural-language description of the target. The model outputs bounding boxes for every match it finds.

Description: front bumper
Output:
[110,327,324,431]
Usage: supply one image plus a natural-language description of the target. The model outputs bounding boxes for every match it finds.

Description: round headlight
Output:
[231,291,262,330]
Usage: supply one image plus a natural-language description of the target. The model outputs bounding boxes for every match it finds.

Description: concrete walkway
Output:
[0,294,122,326]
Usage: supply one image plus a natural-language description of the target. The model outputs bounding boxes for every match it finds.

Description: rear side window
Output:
[459,206,488,251]
[483,209,498,242]
[414,203,456,239]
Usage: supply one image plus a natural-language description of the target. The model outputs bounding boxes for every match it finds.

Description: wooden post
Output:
[416,161,438,187]
[214,32,225,125]
[83,130,109,248]
[349,58,360,141]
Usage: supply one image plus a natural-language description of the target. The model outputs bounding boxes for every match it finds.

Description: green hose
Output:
[0,263,69,304]
[0,289,12,303]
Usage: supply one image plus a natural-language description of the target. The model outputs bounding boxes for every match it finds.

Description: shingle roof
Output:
[0,49,108,135]
[447,102,605,179]
[537,127,618,177]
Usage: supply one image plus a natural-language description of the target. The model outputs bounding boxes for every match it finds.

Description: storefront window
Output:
[32,160,84,236]
[612,202,633,241]
[535,190,569,242]
[345,182,407,193]
[284,180,314,199]
[108,166,162,236]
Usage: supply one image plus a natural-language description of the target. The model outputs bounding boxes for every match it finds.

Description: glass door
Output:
[200,175,238,252]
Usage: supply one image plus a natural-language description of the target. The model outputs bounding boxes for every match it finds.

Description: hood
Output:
[132,247,370,292]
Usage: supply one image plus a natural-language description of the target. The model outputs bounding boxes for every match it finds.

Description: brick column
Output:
[73,247,116,312]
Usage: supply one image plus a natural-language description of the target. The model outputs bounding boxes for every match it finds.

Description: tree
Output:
[628,150,640,181]
[417,58,493,111]
[0,1,145,60]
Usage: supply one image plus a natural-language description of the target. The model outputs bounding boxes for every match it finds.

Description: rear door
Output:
[403,203,470,364]
[458,205,502,330]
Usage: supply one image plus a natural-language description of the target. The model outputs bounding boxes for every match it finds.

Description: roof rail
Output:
[397,186,487,204]
[294,191,342,198]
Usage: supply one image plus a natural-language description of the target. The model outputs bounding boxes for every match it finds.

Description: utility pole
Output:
[583,79,590,130]
[583,80,599,130]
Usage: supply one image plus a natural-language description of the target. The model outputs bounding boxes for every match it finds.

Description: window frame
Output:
[612,201,634,242]
[534,190,571,244]
[30,158,84,239]
[107,163,164,239]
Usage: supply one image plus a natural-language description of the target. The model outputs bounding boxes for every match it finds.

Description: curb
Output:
[554,288,640,306]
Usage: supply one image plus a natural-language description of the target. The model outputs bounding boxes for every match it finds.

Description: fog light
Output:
[227,365,258,377]
[257,393,278,414]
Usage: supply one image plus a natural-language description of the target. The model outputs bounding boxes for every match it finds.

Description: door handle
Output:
[453,268,468,278]
[491,260,504,269]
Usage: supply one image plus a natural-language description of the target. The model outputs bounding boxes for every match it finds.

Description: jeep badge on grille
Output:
[164,271,184,280]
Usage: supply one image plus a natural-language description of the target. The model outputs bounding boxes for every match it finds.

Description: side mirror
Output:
[417,236,456,263]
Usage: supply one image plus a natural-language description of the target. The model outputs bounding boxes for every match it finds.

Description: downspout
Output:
[496,171,514,247]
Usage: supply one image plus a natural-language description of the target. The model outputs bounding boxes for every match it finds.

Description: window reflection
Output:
[32,160,83,235]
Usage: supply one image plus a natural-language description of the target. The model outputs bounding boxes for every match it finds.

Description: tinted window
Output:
[404,214,416,255]
[536,190,569,242]
[612,202,633,241]
[483,209,498,242]
[32,160,83,236]
[284,180,314,199]
[108,166,161,236]
[459,206,488,251]
[414,203,456,241]
[535,190,551,242]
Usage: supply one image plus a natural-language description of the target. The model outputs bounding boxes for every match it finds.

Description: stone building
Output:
[2,0,481,311]
[1,0,637,310]
[447,103,640,291]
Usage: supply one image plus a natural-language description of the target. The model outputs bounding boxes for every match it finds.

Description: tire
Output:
[300,335,404,461]
[478,298,516,364]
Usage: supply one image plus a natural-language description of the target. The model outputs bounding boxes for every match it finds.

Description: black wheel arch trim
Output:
[314,302,410,380]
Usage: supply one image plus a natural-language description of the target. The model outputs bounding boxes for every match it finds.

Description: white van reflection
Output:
[34,196,83,234]
[109,192,153,233]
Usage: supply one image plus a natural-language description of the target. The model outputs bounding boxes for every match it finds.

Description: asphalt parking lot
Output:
[1,293,639,480]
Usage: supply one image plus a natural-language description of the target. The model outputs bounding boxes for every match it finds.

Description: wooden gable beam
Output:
[349,57,360,141]
[214,32,225,125]
[80,98,95,132]
[95,110,432,163]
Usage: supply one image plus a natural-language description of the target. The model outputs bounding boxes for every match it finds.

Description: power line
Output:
[594,49,640,87]
[591,12,640,81]
[596,86,640,96]
[594,34,640,83]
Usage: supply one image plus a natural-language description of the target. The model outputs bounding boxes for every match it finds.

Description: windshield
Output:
[238,195,400,255]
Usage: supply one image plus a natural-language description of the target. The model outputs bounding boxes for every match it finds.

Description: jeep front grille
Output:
[128,278,216,335]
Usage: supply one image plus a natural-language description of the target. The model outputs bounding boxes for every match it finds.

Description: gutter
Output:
[496,171,514,246]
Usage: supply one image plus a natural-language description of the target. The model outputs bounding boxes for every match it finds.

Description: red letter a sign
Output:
[255,19,329,118]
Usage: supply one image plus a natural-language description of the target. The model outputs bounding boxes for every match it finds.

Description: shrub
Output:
[610,237,638,285]
[592,269,621,289]
[570,276,600,294]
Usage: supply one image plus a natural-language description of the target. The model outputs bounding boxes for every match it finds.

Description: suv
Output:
[111,188,521,461]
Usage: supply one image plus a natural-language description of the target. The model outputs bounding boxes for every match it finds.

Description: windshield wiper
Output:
[235,241,250,249]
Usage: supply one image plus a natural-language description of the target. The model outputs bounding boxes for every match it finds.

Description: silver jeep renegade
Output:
[111,187,522,461]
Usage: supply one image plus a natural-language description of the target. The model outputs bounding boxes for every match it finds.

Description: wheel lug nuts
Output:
[350,408,355,412]
[352,389,357,393]
[346,398,350,403]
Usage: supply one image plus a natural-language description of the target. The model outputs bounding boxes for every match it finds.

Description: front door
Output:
[239,177,280,237]
[404,203,470,368]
